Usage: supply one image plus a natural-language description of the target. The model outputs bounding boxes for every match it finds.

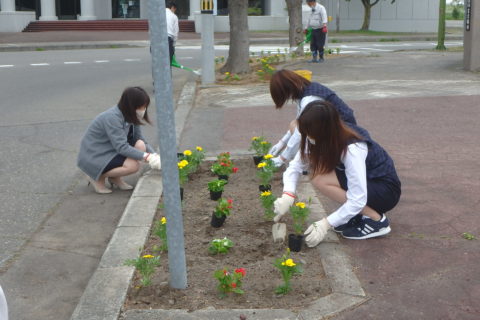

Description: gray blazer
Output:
[77,106,154,180]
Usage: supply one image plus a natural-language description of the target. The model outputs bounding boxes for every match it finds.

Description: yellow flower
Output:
[260,141,268,145]
[142,254,154,259]
[161,217,167,224]
[264,154,273,159]
[295,202,306,209]
[183,150,192,156]
[257,162,267,168]
[178,159,189,169]
[282,258,296,267]
[225,72,230,75]
[251,136,259,141]
[261,191,272,197]
[196,146,203,151]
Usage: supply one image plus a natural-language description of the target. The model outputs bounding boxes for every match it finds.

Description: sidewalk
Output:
[0,29,464,51]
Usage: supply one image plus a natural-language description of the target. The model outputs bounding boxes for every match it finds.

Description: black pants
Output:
[310,28,326,58]
[168,36,175,64]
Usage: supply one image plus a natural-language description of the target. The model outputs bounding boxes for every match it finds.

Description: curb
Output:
[0,41,150,52]
[69,78,197,320]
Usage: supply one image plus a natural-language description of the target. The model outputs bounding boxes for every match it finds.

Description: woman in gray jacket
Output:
[77,87,161,194]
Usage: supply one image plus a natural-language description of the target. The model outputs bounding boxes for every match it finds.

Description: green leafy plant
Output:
[249,136,271,156]
[462,232,476,240]
[214,198,233,218]
[208,179,228,192]
[124,254,161,287]
[181,146,205,173]
[224,72,231,80]
[290,201,311,235]
[209,237,234,255]
[214,267,246,297]
[256,154,277,187]
[153,217,168,252]
[259,190,275,220]
[273,249,302,295]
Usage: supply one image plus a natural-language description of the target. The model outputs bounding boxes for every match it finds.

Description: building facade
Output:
[0,0,439,33]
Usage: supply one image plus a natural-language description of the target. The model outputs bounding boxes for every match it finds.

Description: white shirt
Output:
[166,8,179,41]
[283,142,369,228]
[0,285,8,320]
[279,95,323,161]
[307,3,328,29]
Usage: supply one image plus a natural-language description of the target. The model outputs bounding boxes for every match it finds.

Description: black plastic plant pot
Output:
[210,213,226,228]
[288,234,304,252]
[177,153,184,159]
[180,187,184,201]
[218,174,229,181]
[259,184,272,192]
[210,190,222,201]
[253,156,263,165]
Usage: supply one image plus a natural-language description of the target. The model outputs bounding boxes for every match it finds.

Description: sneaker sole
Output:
[342,226,391,240]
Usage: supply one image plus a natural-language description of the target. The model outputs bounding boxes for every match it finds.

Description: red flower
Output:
[220,162,227,166]
[230,282,237,288]
[227,199,233,204]
[223,269,228,275]
[235,268,246,277]
[233,167,239,173]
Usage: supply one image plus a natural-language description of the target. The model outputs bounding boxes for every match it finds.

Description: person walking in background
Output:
[306,0,328,63]
[166,2,179,64]
[77,87,161,194]
[273,101,401,245]
[269,69,357,168]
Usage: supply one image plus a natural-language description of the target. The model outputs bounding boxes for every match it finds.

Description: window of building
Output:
[112,0,140,18]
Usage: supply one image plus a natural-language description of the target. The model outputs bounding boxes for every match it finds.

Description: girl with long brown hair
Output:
[273,101,401,246]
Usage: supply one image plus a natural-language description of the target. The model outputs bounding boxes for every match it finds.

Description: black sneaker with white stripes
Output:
[341,215,391,240]
[333,214,363,233]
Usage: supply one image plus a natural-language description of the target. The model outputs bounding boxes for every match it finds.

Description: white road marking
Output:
[30,63,49,66]
[0,65,14,68]
[124,58,141,62]
[64,61,82,64]
[95,60,110,63]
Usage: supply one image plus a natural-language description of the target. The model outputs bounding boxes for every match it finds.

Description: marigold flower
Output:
[257,162,267,168]
[196,146,203,151]
[251,136,259,141]
[295,202,306,209]
[183,150,192,156]
[225,72,230,75]
[142,254,154,259]
[260,141,268,145]
[261,191,272,197]
[264,154,273,159]
[281,258,296,267]
[178,160,189,169]
[161,217,167,224]
[235,268,246,277]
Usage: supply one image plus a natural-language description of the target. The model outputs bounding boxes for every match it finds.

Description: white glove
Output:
[271,156,284,168]
[304,218,331,247]
[146,153,161,170]
[273,193,295,222]
[269,141,285,157]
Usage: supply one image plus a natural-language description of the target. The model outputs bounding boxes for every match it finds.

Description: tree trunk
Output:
[436,0,446,50]
[285,0,304,55]
[220,0,250,74]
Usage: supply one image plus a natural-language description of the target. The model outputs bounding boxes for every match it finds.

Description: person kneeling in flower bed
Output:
[214,267,246,298]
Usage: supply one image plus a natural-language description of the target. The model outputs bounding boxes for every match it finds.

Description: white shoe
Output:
[86,176,112,194]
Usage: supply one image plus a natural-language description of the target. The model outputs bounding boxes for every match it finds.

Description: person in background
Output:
[166,2,179,64]
[0,285,7,320]
[273,101,401,245]
[306,0,328,63]
[269,69,356,168]
[77,87,161,194]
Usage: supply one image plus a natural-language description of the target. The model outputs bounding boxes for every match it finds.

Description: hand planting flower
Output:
[290,200,311,235]
[214,198,233,218]
[124,254,161,287]
[214,267,246,297]
[273,249,302,295]
[208,237,234,255]
[259,190,276,220]
[153,217,168,252]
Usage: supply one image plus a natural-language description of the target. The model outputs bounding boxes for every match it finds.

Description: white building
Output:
[0,0,439,33]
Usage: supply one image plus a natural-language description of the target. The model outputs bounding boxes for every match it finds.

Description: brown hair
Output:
[117,87,151,125]
[297,101,362,176]
[270,69,311,109]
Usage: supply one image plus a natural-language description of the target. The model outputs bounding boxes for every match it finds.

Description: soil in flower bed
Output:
[124,157,331,311]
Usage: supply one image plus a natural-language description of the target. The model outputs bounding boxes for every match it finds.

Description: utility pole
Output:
[201,0,216,85]
[147,0,187,289]
[336,0,340,32]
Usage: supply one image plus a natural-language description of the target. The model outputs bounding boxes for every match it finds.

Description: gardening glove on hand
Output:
[304,218,331,247]
[269,131,292,156]
[273,192,295,223]
[271,156,284,168]
[145,153,161,170]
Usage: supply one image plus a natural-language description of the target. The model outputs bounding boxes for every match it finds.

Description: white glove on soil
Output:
[271,156,284,168]
[273,193,295,223]
[304,218,331,247]
[146,153,161,170]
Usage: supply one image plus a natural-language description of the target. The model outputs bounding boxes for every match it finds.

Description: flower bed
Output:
[123,157,330,311]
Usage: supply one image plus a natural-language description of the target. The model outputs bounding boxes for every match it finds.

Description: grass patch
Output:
[379,38,400,42]
[35,47,44,51]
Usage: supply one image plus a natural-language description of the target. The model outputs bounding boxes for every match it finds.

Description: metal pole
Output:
[201,13,215,85]
[147,0,187,289]
[336,0,340,32]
